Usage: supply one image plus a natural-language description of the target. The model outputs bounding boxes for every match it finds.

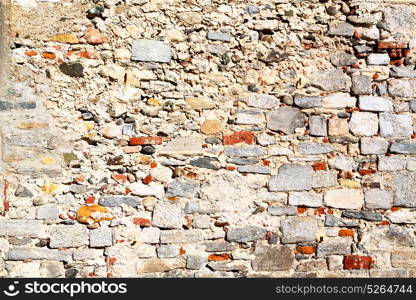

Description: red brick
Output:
[223,131,254,145]
[143,175,152,185]
[296,246,315,255]
[359,169,376,176]
[338,229,354,237]
[377,41,407,49]
[129,137,163,145]
[312,162,328,171]
[343,255,373,270]
[208,253,230,261]
[133,218,151,227]
[85,196,95,204]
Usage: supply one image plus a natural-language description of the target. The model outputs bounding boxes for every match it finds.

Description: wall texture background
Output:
[0,0,415,278]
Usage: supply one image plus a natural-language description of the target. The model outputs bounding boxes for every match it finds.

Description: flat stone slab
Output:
[0,220,43,237]
[131,39,172,63]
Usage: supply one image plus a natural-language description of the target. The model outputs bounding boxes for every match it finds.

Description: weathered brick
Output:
[129,137,163,145]
[223,131,254,145]
[343,255,374,270]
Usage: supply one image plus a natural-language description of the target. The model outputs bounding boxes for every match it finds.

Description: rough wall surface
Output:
[0,0,416,278]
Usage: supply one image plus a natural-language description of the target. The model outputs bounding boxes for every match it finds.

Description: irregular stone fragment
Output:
[131,39,171,63]
[235,110,264,125]
[324,189,364,209]
[266,107,306,134]
[167,179,199,197]
[341,210,383,221]
[138,258,186,273]
[328,117,349,136]
[280,216,317,244]
[7,248,73,262]
[160,137,203,156]
[324,215,358,227]
[59,62,84,78]
[0,220,42,237]
[207,32,231,42]
[308,69,352,92]
[36,206,59,220]
[321,93,356,109]
[288,192,322,207]
[14,185,33,198]
[185,96,215,110]
[358,96,392,112]
[224,146,264,157]
[247,94,279,109]
[294,94,321,108]
[186,255,206,270]
[328,22,355,37]
[309,116,327,137]
[366,53,390,65]
[387,211,416,224]
[299,143,334,155]
[349,112,378,136]
[330,52,358,67]
[391,172,416,207]
[200,119,223,134]
[365,190,393,209]
[252,245,294,271]
[160,230,205,243]
[267,206,297,216]
[226,226,266,243]
[379,113,412,137]
[390,140,416,154]
[152,202,184,229]
[205,241,235,252]
[351,75,372,95]
[268,164,312,192]
[49,224,88,248]
[312,171,338,189]
[378,156,407,171]
[360,137,389,155]
[317,237,352,255]
[391,248,416,267]
[90,227,113,247]
[190,157,221,170]
[99,196,141,207]
[237,165,271,174]
[390,66,416,78]
[388,79,416,98]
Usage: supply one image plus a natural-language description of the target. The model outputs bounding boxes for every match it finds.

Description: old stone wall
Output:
[0,0,415,278]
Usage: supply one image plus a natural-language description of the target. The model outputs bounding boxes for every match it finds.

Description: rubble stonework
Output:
[0,0,415,278]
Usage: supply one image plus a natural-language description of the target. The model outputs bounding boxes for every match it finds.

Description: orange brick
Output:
[208,253,230,261]
[223,131,254,145]
[143,175,152,185]
[296,246,315,255]
[42,52,56,59]
[25,50,37,57]
[129,137,163,145]
[338,229,354,237]
[133,218,151,227]
[312,162,328,171]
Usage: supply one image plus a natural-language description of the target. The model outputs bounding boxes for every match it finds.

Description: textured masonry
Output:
[0,0,415,278]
